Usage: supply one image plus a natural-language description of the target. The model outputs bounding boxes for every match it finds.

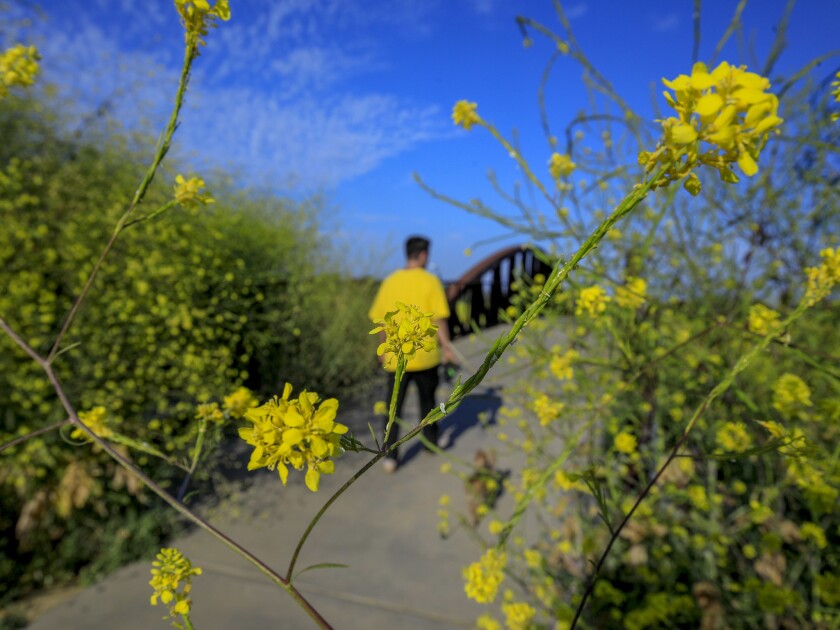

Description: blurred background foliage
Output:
[0,93,378,605]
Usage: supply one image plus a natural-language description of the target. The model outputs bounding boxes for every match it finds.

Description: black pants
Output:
[383,366,439,460]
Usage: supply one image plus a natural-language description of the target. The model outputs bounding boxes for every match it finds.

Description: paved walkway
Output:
[30,328,522,630]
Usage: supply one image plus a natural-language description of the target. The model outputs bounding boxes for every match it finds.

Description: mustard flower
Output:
[463,548,507,603]
[614,431,637,455]
[369,302,438,365]
[549,347,577,381]
[70,406,111,442]
[174,174,214,208]
[716,421,752,453]
[548,152,576,179]
[476,614,503,630]
[831,71,840,122]
[149,548,202,624]
[238,383,347,492]
[532,393,565,426]
[640,61,782,190]
[373,400,388,415]
[772,373,812,419]
[222,386,258,419]
[174,0,230,45]
[452,100,481,130]
[502,601,536,630]
[804,248,840,305]
[0,44,40,98]
[576,285,610,316]
[748,303,780,335]
[800,522,828,549]
[195,401,224,424]
[615,277,647,309]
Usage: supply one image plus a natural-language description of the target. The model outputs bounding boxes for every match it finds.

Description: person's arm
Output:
[435,318,457,364]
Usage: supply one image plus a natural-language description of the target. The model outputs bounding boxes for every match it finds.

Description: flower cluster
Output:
[804,247,840,305]
[576,285,610,317]
[174,174,214,208]
[748,303,780,335]
[174,0,231,45]
[195,401,224,424]
[70,406,111,442]
[149,547,202,623]
[0,44,40,98]
[502,601,537,630]
[532,393,565,426]
[831,71,840,122]
[549,347,578,381]
[452,100,481,130]
[238,383,347,492]
[639,61,782,192]
[369,302,438,365]
[222,386,258,419]
[772,373,812,419]
[548,152,576,180]
[614,431,637,455]
[463,547,507,603]
[716,421,752,453]
[615,277,647,310]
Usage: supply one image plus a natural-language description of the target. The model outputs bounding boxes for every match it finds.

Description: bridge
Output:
[445,244,553,339]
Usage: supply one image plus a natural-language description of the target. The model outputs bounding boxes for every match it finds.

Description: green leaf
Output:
[292,563,349,582]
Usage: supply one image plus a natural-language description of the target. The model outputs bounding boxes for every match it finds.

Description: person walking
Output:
[369,236,456,472]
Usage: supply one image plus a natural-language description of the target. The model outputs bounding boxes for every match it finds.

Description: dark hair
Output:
[405,235,430,259]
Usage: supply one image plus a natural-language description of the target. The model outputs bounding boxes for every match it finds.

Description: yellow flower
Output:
[463,548,507,603]
[716,421,752,453]
[549,348,577,381]
[801,522,828,549]
[373,400,388,415]
[502,601,536,630]
[748,304,780,335]
[369,302,438,365]
[70,406,112,441]
[576,285,610,317]
[772,373,812,419]
[524,549,542,569]
[477,614,503,630]
[548,152,576,179]
[238,383,348,492]
[615,277,647,309]
[174,174,214,208]
[149,548,202,621]
[174,0,231,45]
[831,71,840,122]
[641,61,782,189]
[195,401,224,423]
[452,100,481,130]
[804,248,840,305]
[614,431,637,455]
[0,44,40,98]
[222,387,258,419]
[687,484,709,511]
[532,393,565,426]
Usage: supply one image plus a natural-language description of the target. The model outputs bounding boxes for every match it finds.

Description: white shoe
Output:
[382,458,398,473]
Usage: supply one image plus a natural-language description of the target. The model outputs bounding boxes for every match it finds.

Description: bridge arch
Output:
[445,245,552,339]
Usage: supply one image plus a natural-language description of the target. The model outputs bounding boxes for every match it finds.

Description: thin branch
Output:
[0,420,69,454]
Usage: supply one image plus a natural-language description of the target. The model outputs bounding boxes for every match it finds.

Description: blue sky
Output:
[4,1,839,279]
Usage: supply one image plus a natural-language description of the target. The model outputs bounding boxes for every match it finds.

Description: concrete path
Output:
[30,328,522,630]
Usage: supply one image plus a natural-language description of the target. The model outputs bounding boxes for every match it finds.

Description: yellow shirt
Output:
[368,268,451,372]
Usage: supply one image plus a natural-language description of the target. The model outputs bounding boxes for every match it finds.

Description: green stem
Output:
[382,357,406,447]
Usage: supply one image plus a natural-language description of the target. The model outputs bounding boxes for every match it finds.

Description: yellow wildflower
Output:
[801,522,828,549]
[832,71,840,122]
[452,100,481,130]
[70,406,111,441]
[463,548,507,603]
[748,304,780,335]
[502,601,536,630]
[149,547,202,623]
[804,248,840,305]
[0,44,40,98]
[549,348,577,381]
[373,400,388,415]
[174,174,214,208]
[687,484,710,511]
[238,383,347,492]
[174,0,230,45]
[615,276,647,309]
[716,421,752,453]
[640,61,782,189]
[532,393,565,426]
[548,152,576,179]
[195,401,224,424]
[477,614,503,630]
[369,302,438,366]
[576,285,610,317]
[524,549,542,569]
[772,373,812,418]
[614,431,637,455]
[222,386,258,419]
